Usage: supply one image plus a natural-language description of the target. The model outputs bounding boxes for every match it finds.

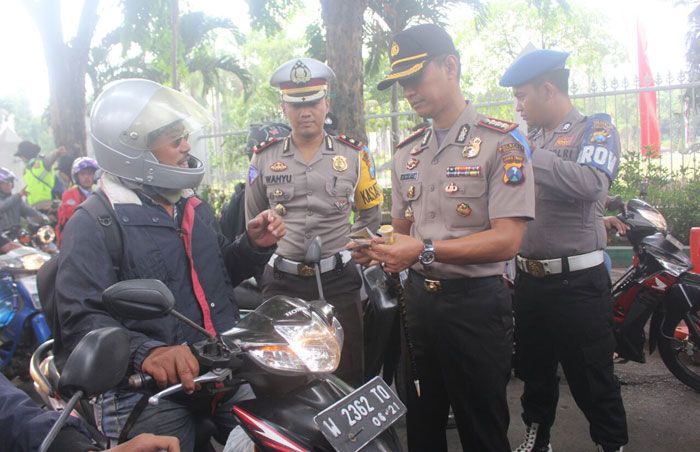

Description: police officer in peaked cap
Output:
[245,57,383,387]
[354,23,536,452]
[501,50,628,452]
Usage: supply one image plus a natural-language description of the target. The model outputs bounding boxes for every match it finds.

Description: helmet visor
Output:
[118,86,212,152]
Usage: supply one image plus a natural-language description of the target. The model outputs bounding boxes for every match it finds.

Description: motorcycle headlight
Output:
[245,312,342,374]
[20,254,50,272]
[36,226,56,245]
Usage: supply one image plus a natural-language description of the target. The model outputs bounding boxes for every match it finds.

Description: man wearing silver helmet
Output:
[245,58,383,387]
[53,78,285,450]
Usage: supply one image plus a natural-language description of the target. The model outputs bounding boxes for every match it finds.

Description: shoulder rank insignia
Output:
[477,117,518,134]
[252,137,280,154]
[397,127,428,149]
[336,134,363,150]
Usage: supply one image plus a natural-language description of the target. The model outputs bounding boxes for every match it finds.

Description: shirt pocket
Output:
[266,184,295,205]
[440,179,488,230]
[325,179,354,213]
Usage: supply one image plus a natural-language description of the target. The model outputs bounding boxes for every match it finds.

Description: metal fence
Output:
[202,71,700,190]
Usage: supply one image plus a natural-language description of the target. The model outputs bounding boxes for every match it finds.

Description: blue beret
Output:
[499,49,570,87]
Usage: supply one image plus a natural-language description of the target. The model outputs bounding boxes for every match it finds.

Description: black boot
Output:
[596,444,624,452]
[513,422,552,452]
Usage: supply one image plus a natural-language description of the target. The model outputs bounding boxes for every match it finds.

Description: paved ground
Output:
[391,351,700,451]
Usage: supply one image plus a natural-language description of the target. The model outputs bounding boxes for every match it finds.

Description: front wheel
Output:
[657,307,700,392]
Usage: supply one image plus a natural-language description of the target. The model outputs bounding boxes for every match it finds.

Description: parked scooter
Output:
[0,245,51,379]
[609,197,700,391]
[31,237,405,451]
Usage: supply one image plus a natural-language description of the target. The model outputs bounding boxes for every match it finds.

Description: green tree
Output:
[22,0,100,157]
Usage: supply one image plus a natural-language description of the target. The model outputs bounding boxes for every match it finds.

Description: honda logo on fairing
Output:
[651,277,668,291]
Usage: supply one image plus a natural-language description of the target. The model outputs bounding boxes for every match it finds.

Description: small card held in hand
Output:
[348,227,377,248]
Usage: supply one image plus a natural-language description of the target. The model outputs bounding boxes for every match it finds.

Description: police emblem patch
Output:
[456,202,472,217]
[503,163,524,185]
[290,60,312,84]
[272,188,284,197]
[248,164,259,184]
[497,142,524,154]
[332,155,348,172]
[556,136,574,146]
[406,158,419,170]
[270,161,288,172]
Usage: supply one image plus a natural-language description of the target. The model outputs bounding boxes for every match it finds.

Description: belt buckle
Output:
[298,264,315,277]
[424,279,442,293]
[525,259,546,278]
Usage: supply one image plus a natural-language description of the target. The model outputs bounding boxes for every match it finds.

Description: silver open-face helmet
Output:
[90,78,212,190]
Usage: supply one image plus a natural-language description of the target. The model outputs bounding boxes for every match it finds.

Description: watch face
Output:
[420,250,436,265]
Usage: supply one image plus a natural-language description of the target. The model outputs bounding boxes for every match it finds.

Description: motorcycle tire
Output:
[656,307,700,392]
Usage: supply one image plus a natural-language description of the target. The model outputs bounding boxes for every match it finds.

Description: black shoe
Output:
[513,422,552,452]
[597,445,624,452]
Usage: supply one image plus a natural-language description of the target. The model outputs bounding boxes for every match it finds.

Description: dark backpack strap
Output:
[79,190,123,271]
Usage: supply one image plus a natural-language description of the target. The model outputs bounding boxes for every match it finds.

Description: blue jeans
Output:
[94,384,254,452]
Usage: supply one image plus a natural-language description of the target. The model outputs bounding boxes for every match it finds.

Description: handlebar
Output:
[126,368,233,405]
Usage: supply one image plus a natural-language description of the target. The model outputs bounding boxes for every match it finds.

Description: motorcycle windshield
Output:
[642,233,691,276]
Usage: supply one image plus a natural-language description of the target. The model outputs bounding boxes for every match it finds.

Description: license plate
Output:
[314,376,406,452]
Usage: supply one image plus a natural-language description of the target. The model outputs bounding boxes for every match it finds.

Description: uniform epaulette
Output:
[477,117,518,134]
[252,137,280,154]
[397,127,428,149]
[336,134,363,150]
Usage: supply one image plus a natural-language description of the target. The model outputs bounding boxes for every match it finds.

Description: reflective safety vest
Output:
[23,158,56,207]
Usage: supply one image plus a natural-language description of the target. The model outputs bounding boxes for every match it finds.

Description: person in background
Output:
[14,140,67,211]
[0,167,46,232]
[56,157,100,247]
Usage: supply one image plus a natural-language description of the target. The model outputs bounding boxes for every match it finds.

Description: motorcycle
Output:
[609,197,700,391]
[2,223,58,255]
[31,237,405,451]
[0,245,52,379]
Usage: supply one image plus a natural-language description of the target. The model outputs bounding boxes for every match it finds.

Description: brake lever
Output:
[148,368,232,405]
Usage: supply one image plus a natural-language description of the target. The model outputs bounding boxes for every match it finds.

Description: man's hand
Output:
[346,241,379,267]
[141,345,199,394]
[246,209,285,248]
[603,216,629,236]
[362,233,424,273]
[103,433,180,452]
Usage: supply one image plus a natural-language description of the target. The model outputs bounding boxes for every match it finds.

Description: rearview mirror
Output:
[59,327,129,397]
[304,236,323,265]
[103,279,175,320]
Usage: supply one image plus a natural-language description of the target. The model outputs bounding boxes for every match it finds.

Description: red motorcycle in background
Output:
[609,198,700,391]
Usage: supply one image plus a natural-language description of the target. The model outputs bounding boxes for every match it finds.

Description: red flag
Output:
[637,20,660,158]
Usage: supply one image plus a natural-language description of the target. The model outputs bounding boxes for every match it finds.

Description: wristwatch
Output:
[418,239,436,266]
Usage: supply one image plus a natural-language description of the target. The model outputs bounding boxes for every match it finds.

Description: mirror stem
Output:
[39,390,83,452]
[314,263,325,301]
[170,309,216,340]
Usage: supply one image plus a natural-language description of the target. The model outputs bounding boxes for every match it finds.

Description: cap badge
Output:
[270,161,288,172]
[332,155,348,172]
[290,60,312,85]
[462,137,481,158]
[406,158,419,170]
[456,202,472,217]
[390,41,400,57]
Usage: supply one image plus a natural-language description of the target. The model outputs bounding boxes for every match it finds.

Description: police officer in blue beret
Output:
[501,50,628,452]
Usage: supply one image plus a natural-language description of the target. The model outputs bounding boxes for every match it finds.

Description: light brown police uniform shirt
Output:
[246,134,383,261]
[391,102,535,279]
[519,108,619,259]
